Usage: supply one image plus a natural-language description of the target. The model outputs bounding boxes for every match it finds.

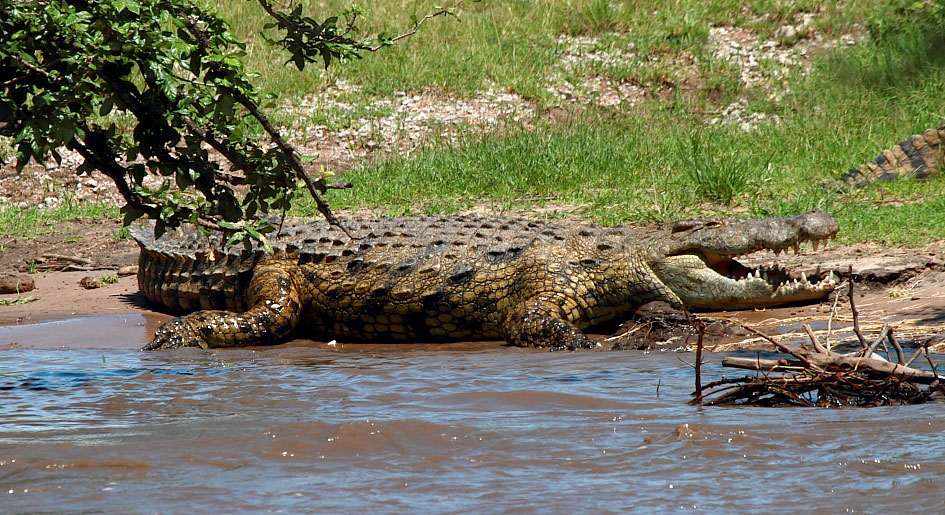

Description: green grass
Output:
[110,226,131,241]
[0,200,118,238]
[289,0,945,244]
[215,0,881,102]
[676,128,775,206]
[0,296,34,306]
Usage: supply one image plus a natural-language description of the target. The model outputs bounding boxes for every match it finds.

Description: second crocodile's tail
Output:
[841,125,944,186]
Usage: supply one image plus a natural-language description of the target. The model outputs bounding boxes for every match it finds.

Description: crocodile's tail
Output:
[841,125,944,186]
[130,223,261,313]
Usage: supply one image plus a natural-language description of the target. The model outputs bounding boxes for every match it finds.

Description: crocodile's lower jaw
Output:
[653,254,839,311]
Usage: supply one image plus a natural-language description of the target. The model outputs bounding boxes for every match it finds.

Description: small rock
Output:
[774,25,797,42]
[79,276,101,289]
[0,274,35,294]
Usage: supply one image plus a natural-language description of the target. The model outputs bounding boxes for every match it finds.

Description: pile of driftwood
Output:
[691,274,945,407]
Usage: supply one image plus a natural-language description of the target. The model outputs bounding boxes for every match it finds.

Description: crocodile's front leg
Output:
[501,293,598,351]
[143,263,303,350]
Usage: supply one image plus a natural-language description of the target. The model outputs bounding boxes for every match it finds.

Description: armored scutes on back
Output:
[841,125,944,186]
[133,211,839,350]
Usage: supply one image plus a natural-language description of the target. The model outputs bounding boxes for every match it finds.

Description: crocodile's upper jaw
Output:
[651,210,841,310]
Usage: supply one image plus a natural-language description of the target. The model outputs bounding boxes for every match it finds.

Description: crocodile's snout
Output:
[653,210,840,310]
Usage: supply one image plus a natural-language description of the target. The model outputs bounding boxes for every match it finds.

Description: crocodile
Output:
[841,125,944,186]
[135,210,840,350]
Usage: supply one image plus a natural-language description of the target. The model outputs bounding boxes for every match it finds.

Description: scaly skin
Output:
[136,211,840,350]
[841,125,944,186]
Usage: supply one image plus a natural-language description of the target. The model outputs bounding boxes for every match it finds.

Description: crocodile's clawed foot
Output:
[550,334,601,352]
[142,317,208,351]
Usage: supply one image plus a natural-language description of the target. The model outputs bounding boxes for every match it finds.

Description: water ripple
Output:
[1,346,945,512]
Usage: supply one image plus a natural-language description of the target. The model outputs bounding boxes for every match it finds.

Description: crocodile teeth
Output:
[801,271,808,284]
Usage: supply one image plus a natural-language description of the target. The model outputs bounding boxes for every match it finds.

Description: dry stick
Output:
[722,356,799,372]
[905,344,927,367]
[847,265,869,353]
[922,341,943,400]
[684,309,704,402]
[907,335,945,366]
[888,329,906,365]
[40,254,91,265]
[924,341,940,382]
[864,323,891,358]
[804,323,829,354]
[825,285,843,351]
[740,324,823,373]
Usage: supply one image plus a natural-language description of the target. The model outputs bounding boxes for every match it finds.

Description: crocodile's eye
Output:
[672,220,701,233]
[672,218,725,233]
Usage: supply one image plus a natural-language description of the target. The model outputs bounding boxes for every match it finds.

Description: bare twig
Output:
[848,265,869,351]
[905,345,928,367]
[864,323,891,358]
[925,340,940,380]
[888,329,905,365]
[40,254,91,265]
[722,356,798,372]
[825,283,843,350]
[741,324,823,373]
[683,309,705,402]
[362,7,460,51]
[804,323,828,354]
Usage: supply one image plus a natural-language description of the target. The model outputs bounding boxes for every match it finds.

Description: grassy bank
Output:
[0,201,118,239]
[286,0,945,245]
[3,0,944,246]
[219,0,884,100]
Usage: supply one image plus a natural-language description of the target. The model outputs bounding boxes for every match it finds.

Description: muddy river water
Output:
[2,314,945,512]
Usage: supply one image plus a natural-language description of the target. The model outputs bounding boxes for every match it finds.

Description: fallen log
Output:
[721,353,941,385]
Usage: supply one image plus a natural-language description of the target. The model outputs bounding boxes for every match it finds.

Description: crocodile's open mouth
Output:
[656,233,840,310]
[703,254,837,296]
[699,237,839,292]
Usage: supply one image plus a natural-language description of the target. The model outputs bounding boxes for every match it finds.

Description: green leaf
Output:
[321,47,332,69]
[121,204,143,226]
[224,232,246,249]
[114,0,142,15]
